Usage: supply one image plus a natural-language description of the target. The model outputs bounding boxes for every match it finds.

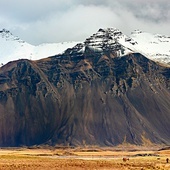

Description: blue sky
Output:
[0,0,169,45]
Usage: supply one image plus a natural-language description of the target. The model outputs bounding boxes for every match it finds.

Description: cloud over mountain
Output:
[0,0,169,45]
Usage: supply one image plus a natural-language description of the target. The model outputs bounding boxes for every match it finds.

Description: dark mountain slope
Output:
[0,28,170,146]
[37,51,170,146]
[0,60,61,146]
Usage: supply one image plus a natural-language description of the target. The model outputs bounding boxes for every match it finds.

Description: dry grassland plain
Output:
[0,145,169,170]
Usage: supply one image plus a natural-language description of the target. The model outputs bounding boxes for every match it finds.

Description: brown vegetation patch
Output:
[0,146,169,169]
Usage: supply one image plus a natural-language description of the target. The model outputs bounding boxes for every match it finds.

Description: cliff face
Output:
[0,30,170,147]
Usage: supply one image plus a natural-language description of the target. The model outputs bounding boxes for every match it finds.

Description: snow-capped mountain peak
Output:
[125,30,170,64]
[85,28,121,47]
[82,28,170,64]
[0,29,24,43]
[1,28,170,67]
[80,28,133,56]
[0,29,80,66]
[0,29,34,66]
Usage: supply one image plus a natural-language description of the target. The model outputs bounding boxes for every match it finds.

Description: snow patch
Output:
[0,29,80,65]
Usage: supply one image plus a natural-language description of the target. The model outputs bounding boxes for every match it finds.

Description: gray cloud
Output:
[0,0,169,45]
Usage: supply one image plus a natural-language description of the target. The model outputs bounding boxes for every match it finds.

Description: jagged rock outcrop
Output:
[0,28,170,147]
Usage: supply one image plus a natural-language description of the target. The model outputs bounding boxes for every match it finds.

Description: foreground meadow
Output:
[0,145,169,170]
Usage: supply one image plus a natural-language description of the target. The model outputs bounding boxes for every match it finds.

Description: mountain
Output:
[0,28,170,147]
[0,29,79,66]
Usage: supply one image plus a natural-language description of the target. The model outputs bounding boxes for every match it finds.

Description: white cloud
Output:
[0,0,169,44]
[10,5,120,44]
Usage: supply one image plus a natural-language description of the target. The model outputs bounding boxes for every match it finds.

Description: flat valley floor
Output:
[0,145,169,170]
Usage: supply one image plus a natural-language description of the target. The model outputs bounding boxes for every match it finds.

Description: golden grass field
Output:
[0,145,169,170]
